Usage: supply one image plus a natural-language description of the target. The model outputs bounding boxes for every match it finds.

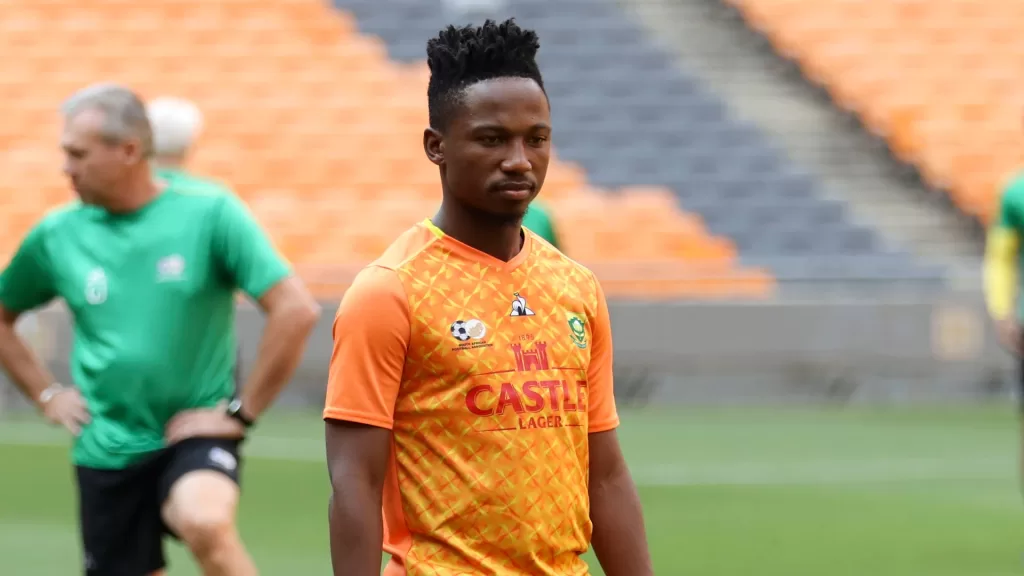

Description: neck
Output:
[152,155,185,172]
[104,169,163,214]
[433,200,524,262]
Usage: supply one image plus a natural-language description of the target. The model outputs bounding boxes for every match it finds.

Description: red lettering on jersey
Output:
[522,381,544,412]
[496,382,525,415]
[466,385,494,416]
[562,380,577,411]
[576,380,588,412]
[540,380,561,410]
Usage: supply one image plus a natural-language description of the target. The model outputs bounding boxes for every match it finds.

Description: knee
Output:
[170,505,237,555]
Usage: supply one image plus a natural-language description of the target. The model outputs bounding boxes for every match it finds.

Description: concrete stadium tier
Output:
[0,0,773,301]
[336,0,945,287]
[727,0,1024,225]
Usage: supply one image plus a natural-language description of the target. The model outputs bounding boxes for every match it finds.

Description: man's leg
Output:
[159,438,256,576]
[76,462,166,576]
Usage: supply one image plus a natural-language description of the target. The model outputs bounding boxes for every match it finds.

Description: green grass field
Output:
[1,405,1022,575]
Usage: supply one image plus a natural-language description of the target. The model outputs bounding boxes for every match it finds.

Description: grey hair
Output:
[61,83,154,157]
[146,96,204,157]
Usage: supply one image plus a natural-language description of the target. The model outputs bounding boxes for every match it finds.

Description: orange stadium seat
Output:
[728,0,1024,224]
[0,0,774,300]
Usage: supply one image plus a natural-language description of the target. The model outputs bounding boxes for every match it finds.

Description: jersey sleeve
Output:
[212,194,292,300]
[323,266,411,429]
[985,178,1023,320]
[586,274,619,433]
[0,222,57,313]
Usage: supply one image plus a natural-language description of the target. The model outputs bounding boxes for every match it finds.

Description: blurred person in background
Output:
[147,96,231,194]
[323,18,652,576]
[148,95,245,389]
[985,173,1024,488]
[0,83,320,576]
[522,199,562,250]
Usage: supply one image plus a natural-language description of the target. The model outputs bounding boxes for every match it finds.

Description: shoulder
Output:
[372,222,442,274]
[529,232,602,304]
[27,201,90,240]
[1001,171,1024,205]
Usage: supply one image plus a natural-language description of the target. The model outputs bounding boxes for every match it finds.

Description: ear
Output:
[120,137,143,166]
[423,127,444,167]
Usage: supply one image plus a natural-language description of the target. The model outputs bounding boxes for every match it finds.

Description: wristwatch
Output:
[225,397,255,428]
[38,383,65,405]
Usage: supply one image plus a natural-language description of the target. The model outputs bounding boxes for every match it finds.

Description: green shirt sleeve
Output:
[997,176,1024,230]
[212,194,292,300]
[523,203,560,249]
[0,222,57,312]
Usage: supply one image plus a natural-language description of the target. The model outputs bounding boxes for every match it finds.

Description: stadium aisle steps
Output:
[727,0,1024,225]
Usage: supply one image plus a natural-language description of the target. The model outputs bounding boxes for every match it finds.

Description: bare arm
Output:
[326,419,391,576]
[589,429,653,576]
[238,276,321,419]
[0,304,56,408]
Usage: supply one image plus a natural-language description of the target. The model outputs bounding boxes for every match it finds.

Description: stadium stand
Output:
[337,0,946,287]
[0,0,777,300]
[725,0,1024,226]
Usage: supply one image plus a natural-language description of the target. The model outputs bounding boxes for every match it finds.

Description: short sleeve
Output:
[322,266,411,429]
[586,274,619,433]
[996,174,1024,230]
[212,194,292,300]
[0,223,57,313]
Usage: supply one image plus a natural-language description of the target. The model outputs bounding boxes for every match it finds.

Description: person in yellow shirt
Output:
[985,173,1024,486]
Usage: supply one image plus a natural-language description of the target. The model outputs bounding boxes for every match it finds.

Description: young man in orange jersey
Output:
[323,18,653,576]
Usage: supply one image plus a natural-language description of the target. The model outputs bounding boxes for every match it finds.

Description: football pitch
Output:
[1,404,1022,575]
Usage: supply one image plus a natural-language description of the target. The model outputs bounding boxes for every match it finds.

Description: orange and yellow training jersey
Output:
[323,219,619,576]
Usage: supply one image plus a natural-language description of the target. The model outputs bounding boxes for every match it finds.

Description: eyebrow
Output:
[470,122,551,132]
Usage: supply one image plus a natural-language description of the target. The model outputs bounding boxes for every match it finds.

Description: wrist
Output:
[36,383,65,409]
[226,397,256,428]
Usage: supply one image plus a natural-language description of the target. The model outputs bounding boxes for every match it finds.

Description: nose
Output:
[500,140,531,174]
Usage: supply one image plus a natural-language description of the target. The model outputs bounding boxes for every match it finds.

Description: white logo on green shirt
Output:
[84,268,107,305]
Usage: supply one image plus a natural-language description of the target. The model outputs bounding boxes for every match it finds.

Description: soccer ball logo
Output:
[450,319,487,342]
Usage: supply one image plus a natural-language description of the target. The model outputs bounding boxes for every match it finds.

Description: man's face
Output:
[428,77,551,222]
[61,109,135,206]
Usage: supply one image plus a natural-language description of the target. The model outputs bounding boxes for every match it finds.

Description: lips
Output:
[492,181,534,193]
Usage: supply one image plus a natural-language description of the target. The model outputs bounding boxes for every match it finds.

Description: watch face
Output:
[228,399,242,414]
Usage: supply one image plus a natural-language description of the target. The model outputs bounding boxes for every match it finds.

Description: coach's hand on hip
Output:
[165,405,246,444]
[40,385,90,436]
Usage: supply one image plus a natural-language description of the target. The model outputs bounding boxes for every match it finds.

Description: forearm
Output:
[329,481,384,576]
[239,305,318,417]
[0,323,58,408]
[590,467,653,576]
[985,228,1019,321]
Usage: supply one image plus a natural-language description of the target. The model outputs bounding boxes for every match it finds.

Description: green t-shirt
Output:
[154,166,231,195]
[522,202,560,249]
[0,184,290,469]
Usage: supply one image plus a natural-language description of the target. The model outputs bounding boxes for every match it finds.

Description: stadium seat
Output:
[727,0,1024,224]
[0,0,773,300]
[336,0,944,289]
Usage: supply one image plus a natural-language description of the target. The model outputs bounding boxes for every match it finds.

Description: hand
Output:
[996,318,1023,356]
[41,387,90,436]
[165,405,246,444]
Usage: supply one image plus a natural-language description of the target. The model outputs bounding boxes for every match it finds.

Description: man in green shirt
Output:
[521,200,561,250]
[0,83,321,576]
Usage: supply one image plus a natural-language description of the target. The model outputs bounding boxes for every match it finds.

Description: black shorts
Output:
[75,437,243,576]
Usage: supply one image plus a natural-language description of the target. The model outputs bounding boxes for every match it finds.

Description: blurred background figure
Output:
[0,0,1021,574]
[146,96,222,190]
[522,200,561,250]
